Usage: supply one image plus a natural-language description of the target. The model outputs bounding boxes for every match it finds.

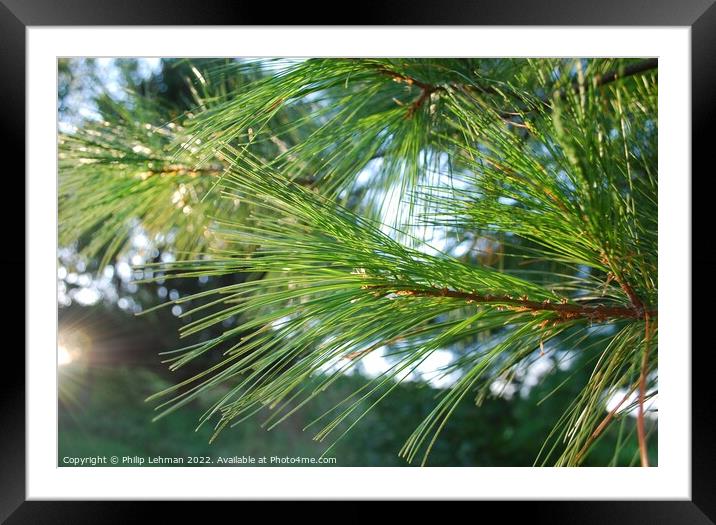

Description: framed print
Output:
[2,0,714,521]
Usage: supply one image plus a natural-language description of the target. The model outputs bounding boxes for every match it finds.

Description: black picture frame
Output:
[2,0,713,521]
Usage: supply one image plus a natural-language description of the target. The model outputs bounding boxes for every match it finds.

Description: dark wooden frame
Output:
[1,0,713,521]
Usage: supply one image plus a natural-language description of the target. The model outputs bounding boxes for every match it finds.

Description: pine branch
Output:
[377,58,658,120]
[60,58,658,466]
[364,284,656,322]
[590,58,658,90]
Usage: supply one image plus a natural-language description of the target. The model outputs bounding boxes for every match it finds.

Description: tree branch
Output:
[593,58,658,88]
[575,382,640,464]
[637,311,653,467]
[601,252,646,315]
[142,163,224,177]
[365,284,656,323]
[374,58,658,121]
[554,58,658,101]
[374,66,441,119]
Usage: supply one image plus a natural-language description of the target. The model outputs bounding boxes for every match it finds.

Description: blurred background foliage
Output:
[58,58,656,466]
[59,303,646,466]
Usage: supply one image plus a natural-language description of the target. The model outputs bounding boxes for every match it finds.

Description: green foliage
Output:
[59,362,653,467]
[58,59,295,267]
[59,58,658,466]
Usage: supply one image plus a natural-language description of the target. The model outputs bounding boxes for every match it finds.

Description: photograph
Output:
[0,0,710,515]
[57,57,659,468]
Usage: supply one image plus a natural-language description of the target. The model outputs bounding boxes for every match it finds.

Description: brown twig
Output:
[596,252,653,467]
[637,311,653,467]
[364,284,656,323]
[575,382,640,464]
[552,58,658,102]
[142,162,318,187]
[406,85,438,119]
[373,66,443,119]
[152,164,223,176]
[592,58,658,89]
[371,59,658,122]
[600,252,646,313]
[373,66,433,92]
